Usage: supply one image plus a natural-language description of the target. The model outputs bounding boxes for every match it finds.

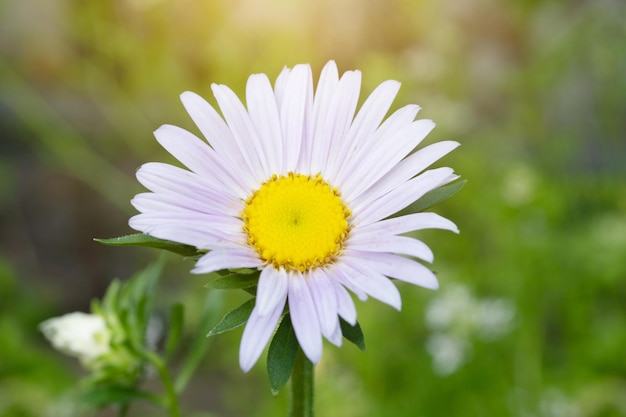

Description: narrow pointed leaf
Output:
[391,179,466,218]
[94,234,201,257]
[207,298,256,336]
[267,314,299,395]
[165,303,184,359]
[205,271,260,290]
[340,318,366,351]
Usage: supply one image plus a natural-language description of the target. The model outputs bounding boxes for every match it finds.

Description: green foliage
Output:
[207,298,256,337]
[391,180,466,218]
[339,319,366,351]
[267,315,299,395]
[95,234,202,258]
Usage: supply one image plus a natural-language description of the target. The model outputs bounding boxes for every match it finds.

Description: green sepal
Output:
[340,318,366,351]
[94,233,201,257]
[80,386,158,406]
[267,314,299,395]
[205,270,260,290]
[207,298,256,337]
[164,303,184,359]
[391,179,466,218]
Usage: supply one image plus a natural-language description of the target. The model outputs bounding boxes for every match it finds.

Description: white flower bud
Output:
[40,312,111,365]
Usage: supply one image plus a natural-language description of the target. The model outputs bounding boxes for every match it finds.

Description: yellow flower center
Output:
[242,173,351,272]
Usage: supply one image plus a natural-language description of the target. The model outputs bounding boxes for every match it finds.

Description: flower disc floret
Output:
[242,172,351,271]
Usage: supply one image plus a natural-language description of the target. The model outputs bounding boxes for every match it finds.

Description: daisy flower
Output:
[129,61,460,372]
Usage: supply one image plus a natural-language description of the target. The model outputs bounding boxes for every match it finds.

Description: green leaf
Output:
[205,271,260,290]
[80,386,158,406]
[94,233,201,257]
[340,318,366,351]
[207,298,256,337]
[267,314,299,395]
[165,303,185,359]
[391,179,466,217]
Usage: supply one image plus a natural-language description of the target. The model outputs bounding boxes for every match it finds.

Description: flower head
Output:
[130,61,459,372]
[40,312,111,367]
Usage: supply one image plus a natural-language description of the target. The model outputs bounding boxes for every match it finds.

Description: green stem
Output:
[143,350,182,417]
[289,348,314,417]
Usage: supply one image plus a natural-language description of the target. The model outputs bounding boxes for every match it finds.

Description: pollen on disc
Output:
[242,173,351,271]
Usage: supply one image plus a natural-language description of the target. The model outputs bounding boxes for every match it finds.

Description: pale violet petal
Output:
[301,60,339,174]
[306,269,339,341]
[256,268,289,316]
[337,259,402,311]
[335,103,420,189]
[333,80,401,182]
[192,249,262,274]
[344,250,439,290]
[273,66,291,109]
[327,275,357,325]
[129,222,246,250]
[342,119,436,203]
[211,84,267,181]
[278,64,312,173]
[135,163,235,212]
[355,141,460,204]
[246,73,283,174]
[354,212,459,237]
[320,70,362,178]
[129,211,242,235]
[239,300,285,372]
[325,318,343,347]
[131,192,243,218]
[153,124,247,198]
[353,167,456,226]
[180,91,257,191]
[347,235,434,263]
[288,271,323,364]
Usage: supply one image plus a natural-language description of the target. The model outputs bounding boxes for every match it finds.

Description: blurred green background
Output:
[1,0,625,416]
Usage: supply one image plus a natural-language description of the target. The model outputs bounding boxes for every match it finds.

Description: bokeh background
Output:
[1,0,625,416]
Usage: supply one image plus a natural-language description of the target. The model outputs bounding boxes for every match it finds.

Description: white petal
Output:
[273,66,291,109]
[301,60,339,174]
[180,91,257,190]
[335,103,420,189]
[354,212,459,237]
[306,269,339,341]
[320,70,362,178]
[342,119,436,203]
[153,124,247,198]
[192,249,262,274]
[135,163,235,212]
[256,267,289,315]
[288,271,323,364]
[347,235,434,263]
[131,192,242,218]
[246,73,283,174]
[353,167,456,225]
[333,80,401,182]
[335,260,402,310]
[327,271,357,325]
[130,211,241,235]
[239,300,285,372]
[357,141,460,203]
[129,222,244,250]
[278,64,312,173]
[211,84,266,181]
[344,250,439,289]
[325,318,343,347]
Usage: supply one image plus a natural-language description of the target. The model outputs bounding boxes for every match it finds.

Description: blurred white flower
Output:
[425,332,471,376]
[424,283,516,375]
[40,312,111,367]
